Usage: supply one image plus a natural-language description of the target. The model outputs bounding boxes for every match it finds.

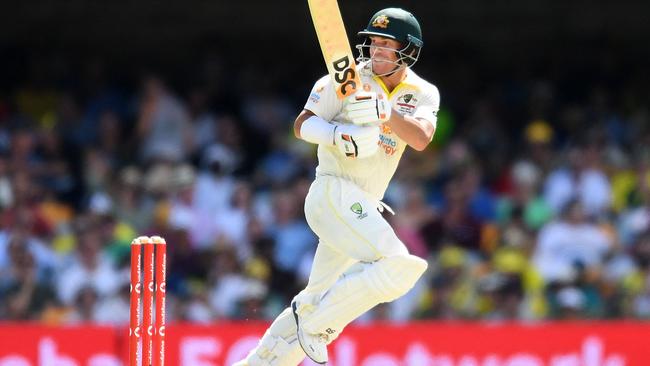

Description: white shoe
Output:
[291,300,328,364]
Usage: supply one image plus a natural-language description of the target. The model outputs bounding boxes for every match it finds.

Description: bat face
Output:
[330,54,358,98]
[308,0,362,99]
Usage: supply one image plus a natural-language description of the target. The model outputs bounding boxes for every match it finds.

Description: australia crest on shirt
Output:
[396,93,417,115]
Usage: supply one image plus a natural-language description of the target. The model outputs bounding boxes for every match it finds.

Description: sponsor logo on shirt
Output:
[309,92,321,104]
[379,134,398,156]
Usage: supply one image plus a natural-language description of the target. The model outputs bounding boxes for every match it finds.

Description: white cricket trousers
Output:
[301,175,408,296]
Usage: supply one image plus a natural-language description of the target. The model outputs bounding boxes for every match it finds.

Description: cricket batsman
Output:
[235,7,439,365]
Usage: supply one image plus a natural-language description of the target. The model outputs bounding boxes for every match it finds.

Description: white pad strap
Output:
[240,307,306,366]
[258,333,293,358]
[300,115,336,145]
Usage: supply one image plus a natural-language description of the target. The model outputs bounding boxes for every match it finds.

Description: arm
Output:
[384,112,435,151]
[293,109,317,140]
[296,77,381,158]
[293,109,379,159]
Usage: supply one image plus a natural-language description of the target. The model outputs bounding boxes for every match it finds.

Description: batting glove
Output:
[334,123,380,159]
[342,91,391,126]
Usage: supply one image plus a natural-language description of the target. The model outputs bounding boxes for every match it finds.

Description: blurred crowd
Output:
[0,54,649,327]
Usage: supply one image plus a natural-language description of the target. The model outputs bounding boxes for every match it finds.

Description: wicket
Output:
[130,236,167,366]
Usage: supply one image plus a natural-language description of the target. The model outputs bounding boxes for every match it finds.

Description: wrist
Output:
[300,115,336,146]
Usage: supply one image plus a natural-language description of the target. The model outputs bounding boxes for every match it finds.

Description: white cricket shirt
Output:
[304,65,440,200]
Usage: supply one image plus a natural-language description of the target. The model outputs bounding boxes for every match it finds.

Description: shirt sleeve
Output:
[303,75,343,122]
[412,83,440,129]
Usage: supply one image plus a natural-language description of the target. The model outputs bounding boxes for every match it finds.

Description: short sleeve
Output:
[304,75,343,122]
[412,84,440,129]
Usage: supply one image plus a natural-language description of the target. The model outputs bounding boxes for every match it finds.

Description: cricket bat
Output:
[308,0,362,100]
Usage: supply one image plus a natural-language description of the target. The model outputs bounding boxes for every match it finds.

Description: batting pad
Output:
[302,254,427,336]
[237,307,306,366]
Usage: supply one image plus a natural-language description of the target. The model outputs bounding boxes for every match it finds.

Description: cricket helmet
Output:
[356,8,423,68]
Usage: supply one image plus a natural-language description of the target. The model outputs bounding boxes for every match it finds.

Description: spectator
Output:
[136,76,193,163]
[0,237,56,320]
[94,282,132,325]
[497,159,552,231]
[57,230,120,305]
[268,189,316,300]
[421,176,483,252]
[269,189,316,274]
[66,286,100,324]
[187,87,218,153]
[193,143,237,219]
[544,143,611,217]
[208,246,259,319]
[532,199,611,284]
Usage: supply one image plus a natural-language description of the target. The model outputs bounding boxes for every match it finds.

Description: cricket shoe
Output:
[291,300,328,364]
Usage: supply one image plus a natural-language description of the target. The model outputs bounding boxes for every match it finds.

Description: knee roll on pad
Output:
[367,254,428,301]
[268,307,298,339]
[291,291,323,317]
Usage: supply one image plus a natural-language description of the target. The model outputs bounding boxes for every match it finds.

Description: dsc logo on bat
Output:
[331,55,358,98]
